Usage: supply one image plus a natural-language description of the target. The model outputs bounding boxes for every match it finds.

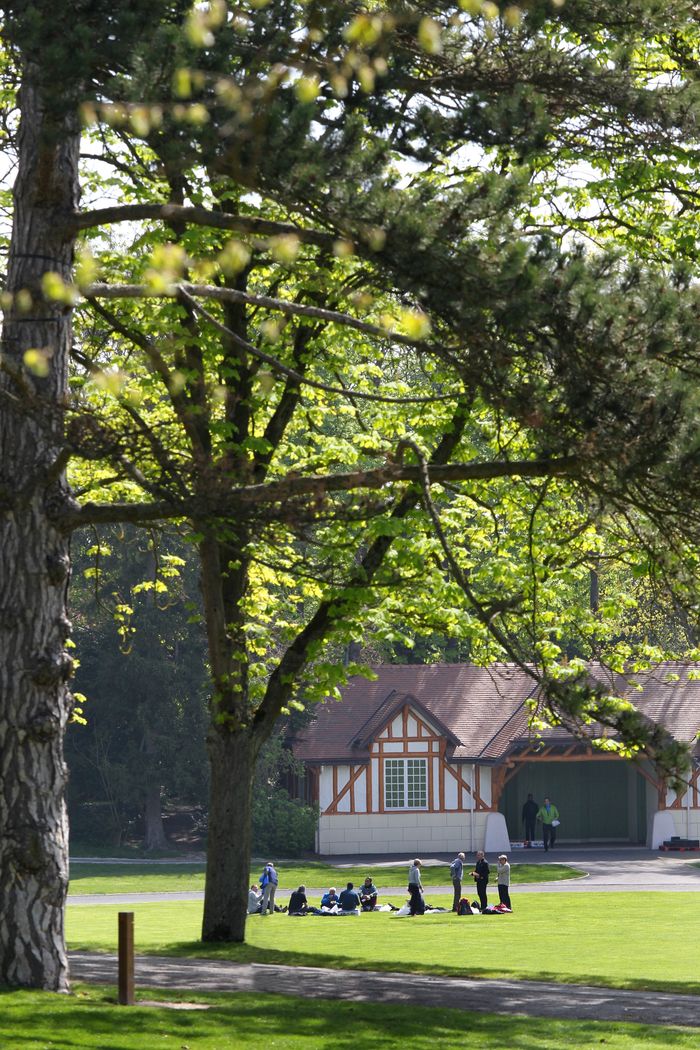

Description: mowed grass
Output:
[68,860,583,895]
[66,891,700,995]
[2,986,698,1050]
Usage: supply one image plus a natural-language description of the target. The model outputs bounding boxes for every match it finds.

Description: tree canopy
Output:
[3,0,700,987]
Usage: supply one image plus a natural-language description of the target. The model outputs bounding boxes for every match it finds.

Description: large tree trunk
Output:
[0,72,79,990]
[198,530,258,942]
[202,728,256,941]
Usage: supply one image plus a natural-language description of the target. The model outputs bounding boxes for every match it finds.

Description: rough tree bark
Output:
[0,71,79,990]
[143,782,168,853]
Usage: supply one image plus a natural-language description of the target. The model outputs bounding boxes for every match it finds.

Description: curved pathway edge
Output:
[68,951,700,1028]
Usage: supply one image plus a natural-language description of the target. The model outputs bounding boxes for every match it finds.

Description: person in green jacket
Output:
[536,797,560,852]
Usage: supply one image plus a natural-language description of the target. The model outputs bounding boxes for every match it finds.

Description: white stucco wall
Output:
[316,760,497,854]
[317,810,492,855]
[649,807,700,847]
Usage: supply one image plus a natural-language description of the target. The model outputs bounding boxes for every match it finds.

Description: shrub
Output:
[252,788,317,856]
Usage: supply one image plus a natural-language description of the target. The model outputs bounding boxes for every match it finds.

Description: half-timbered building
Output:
[291,663,700,855]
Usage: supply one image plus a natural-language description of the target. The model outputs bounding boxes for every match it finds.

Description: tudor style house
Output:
[290,663,700,856]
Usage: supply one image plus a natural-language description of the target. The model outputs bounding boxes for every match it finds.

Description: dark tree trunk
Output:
[0,73,79,990]
[202,727,256,941]
[198,530,258,942]
[143,782,168,852]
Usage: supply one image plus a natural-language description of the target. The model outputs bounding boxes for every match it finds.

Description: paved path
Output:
[68,952,700,1028]
[68,853,700,905]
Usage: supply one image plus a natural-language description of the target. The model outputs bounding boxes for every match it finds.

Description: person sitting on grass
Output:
[360,876,378,911]
[288,885,309,915]
[320,887,340,909]
[338,881,361,914]
[247,884,262,914]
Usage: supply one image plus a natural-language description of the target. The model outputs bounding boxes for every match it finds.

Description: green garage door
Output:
[500,760,646,842]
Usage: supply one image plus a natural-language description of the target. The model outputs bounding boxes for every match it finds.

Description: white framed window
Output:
[384,757,428,809]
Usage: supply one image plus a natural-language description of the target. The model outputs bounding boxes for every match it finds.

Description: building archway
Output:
[499,757,651,844]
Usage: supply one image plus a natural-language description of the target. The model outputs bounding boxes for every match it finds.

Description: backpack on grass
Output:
[458,898,473,915]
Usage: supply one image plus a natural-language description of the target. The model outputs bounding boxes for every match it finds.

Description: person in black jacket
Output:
[288,885,308,915]
[522,793,539,845]
[470,851,489,911]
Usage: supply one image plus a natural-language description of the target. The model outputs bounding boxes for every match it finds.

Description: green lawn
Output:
[0,986,697,1050]
[68,860,583,895]
[67,892,700,995]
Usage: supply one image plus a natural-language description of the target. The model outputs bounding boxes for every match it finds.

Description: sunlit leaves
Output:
[23,348,52,377]
[294,76,321,104]
[418,18,442,55]
[41,271,77,306]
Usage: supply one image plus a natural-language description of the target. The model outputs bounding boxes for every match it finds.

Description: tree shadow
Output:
[139,942,700,997]
[0,986,698,1050]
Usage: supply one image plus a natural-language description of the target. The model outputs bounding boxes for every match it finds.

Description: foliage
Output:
[56,0,700,777]
[65,527,209,846]
[251,732,317,855]
[251,790,317,856]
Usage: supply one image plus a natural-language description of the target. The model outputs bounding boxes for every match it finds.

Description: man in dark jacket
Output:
[522,793,539,845]
[470,851,489,911]
[338,882,361,913]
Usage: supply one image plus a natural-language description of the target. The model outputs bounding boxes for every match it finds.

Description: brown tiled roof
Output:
[351,690,461,751]
[292,662,700,764]
[293,664,537,763]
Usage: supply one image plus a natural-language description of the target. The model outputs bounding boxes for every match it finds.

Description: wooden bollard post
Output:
[118,911,135,1006]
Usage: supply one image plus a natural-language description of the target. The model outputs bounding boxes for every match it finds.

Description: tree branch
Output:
[60,454,579,530]
[172,289,461,406]
[85,281,455,360]
[86,298,210,461]
[73,204,337,249]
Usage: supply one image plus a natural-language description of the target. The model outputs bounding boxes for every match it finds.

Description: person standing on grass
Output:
[408,858,424,915]
[470,850,489,911]
[450,851,465,912]
[259,860,279,914]
[522,793,538,846]
[537,797,560,852]
[497,854,512,910]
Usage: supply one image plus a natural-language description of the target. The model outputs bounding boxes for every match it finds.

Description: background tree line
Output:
[67,526,318,857]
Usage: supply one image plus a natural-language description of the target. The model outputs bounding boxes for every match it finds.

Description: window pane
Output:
[384,758,427,809]
[384,758,405,808]
[407,758,427,808]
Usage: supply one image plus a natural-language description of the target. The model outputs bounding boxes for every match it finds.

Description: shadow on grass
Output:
[0,985,698,1050]
[68,939,700,998]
